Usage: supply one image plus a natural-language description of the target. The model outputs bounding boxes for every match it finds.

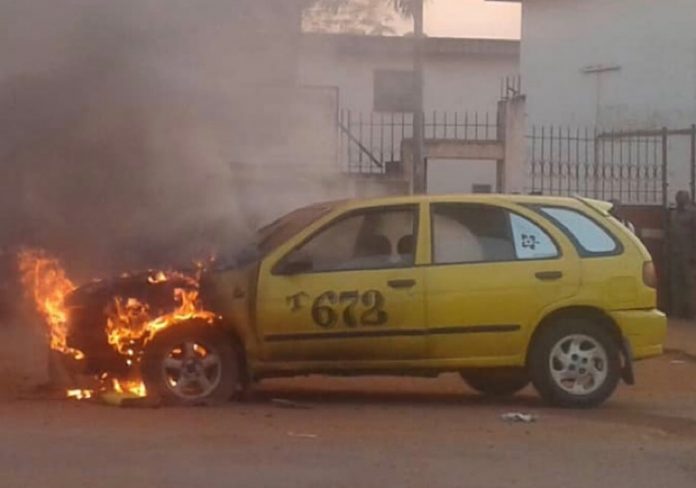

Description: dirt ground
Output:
[1,321,696,488]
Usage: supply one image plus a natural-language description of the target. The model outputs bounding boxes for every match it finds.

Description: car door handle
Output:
[535,271,563,281]
[388,279,417,289]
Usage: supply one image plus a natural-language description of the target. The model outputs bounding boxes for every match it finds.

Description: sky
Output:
[412,0,521,39]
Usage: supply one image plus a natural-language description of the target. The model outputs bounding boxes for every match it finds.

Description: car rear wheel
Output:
[461,369,530,397]
[142,321,240,406]
[529,318,621,408]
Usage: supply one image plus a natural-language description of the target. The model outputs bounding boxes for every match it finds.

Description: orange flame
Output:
[147,271,168,284]
[19,250,217,402]
[105,281,217,360]
[67,389,93,400]
[112,378,147,398]
[17,249,85,360]
[103,272,218,398]
[66,390,94,400]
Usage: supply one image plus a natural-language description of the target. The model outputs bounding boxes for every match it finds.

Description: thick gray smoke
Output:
[0,0,349,390]
[0,0,340,279]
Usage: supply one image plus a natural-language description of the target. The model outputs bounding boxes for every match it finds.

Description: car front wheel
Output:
[529,318,621,408]
[142,321,240,406]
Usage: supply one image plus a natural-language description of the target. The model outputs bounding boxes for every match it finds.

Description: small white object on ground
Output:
[501,412,538,423]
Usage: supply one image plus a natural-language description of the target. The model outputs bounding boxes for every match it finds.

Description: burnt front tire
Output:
[142,321,240,406]
[528,318,621,408]
[461,369,530,397]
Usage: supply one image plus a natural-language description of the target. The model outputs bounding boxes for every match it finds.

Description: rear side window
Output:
[431,203,559,264]
[538,207,619,256]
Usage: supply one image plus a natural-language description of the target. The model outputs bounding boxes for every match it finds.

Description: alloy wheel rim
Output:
[549,334,608,395]
[161,340,222,400]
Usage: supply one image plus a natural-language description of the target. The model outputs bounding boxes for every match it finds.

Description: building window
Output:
[373,70,417,112]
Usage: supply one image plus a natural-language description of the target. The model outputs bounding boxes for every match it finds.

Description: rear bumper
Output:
[609,309,667,360]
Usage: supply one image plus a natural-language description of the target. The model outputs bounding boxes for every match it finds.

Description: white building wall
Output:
[299,35,519,114]
[424,56,519,113]
[520,0,696,129]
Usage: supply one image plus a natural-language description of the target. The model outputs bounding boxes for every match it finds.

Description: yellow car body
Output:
[202,194,666,406]
[196,195,667,406]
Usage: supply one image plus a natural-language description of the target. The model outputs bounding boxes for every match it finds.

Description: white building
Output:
[299,33,520,193]
[489,0,696,203]
[494,0,696,129]
[300,33,519,115]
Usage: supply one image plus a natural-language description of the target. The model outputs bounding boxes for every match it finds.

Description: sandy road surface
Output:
[0,323,695,488]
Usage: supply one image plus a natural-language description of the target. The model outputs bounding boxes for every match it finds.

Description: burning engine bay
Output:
[18,249,220,404]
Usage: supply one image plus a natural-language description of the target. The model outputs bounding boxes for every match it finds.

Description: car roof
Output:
[320,193,593,211]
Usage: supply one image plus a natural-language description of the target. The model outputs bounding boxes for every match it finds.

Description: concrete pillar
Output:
[498,95,528,194]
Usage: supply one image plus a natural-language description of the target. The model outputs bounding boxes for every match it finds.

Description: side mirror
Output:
[275,251,313,275]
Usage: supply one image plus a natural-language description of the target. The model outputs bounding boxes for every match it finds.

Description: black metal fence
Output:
[527,126,678,205]
[339,109,499,175]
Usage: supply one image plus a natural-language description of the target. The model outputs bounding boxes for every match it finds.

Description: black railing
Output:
[527,126,671,205]
[339,109,499,175]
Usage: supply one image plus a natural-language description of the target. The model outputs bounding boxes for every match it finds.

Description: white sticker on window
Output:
[510,214,559,260]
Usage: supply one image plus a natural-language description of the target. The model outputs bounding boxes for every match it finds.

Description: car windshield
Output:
[232,202,339,266]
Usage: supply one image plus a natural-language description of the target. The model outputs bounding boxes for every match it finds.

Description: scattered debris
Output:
[501,412,538,423]
[287,432,318,439]
[271,398,312,410]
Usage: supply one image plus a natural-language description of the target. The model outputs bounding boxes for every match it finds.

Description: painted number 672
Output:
[311,290,388,328]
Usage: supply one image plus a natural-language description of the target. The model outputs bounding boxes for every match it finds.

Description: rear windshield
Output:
[537,206,620,257]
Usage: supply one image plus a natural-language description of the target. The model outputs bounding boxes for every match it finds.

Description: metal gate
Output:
[527,125,696,206]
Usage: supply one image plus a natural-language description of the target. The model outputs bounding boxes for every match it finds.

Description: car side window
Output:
[432,204,515,264]
[509,214,559,260]
[539,207,618,256]
[281,206,418,273]
[432,204,559,264]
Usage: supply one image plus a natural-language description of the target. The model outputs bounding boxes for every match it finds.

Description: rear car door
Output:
[424,201,581,362]
[256,203,427,363]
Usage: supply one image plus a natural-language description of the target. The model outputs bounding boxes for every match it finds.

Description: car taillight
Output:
[643,261,657,288]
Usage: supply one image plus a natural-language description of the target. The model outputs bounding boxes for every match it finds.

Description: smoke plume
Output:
[0,0,345,390]
[0,0,340,278]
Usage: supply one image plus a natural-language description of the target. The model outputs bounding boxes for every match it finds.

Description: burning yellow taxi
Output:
[25,194,666,408]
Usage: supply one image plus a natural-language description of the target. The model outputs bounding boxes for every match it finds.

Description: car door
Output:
[255,203,427,363]
[424,201,581,362]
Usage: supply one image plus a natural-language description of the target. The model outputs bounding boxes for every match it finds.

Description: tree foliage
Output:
[303,0,420,35]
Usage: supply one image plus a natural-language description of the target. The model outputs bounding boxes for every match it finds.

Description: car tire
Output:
[528,318,621,408]
[142,321,240,406]
[461,369,530,397]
